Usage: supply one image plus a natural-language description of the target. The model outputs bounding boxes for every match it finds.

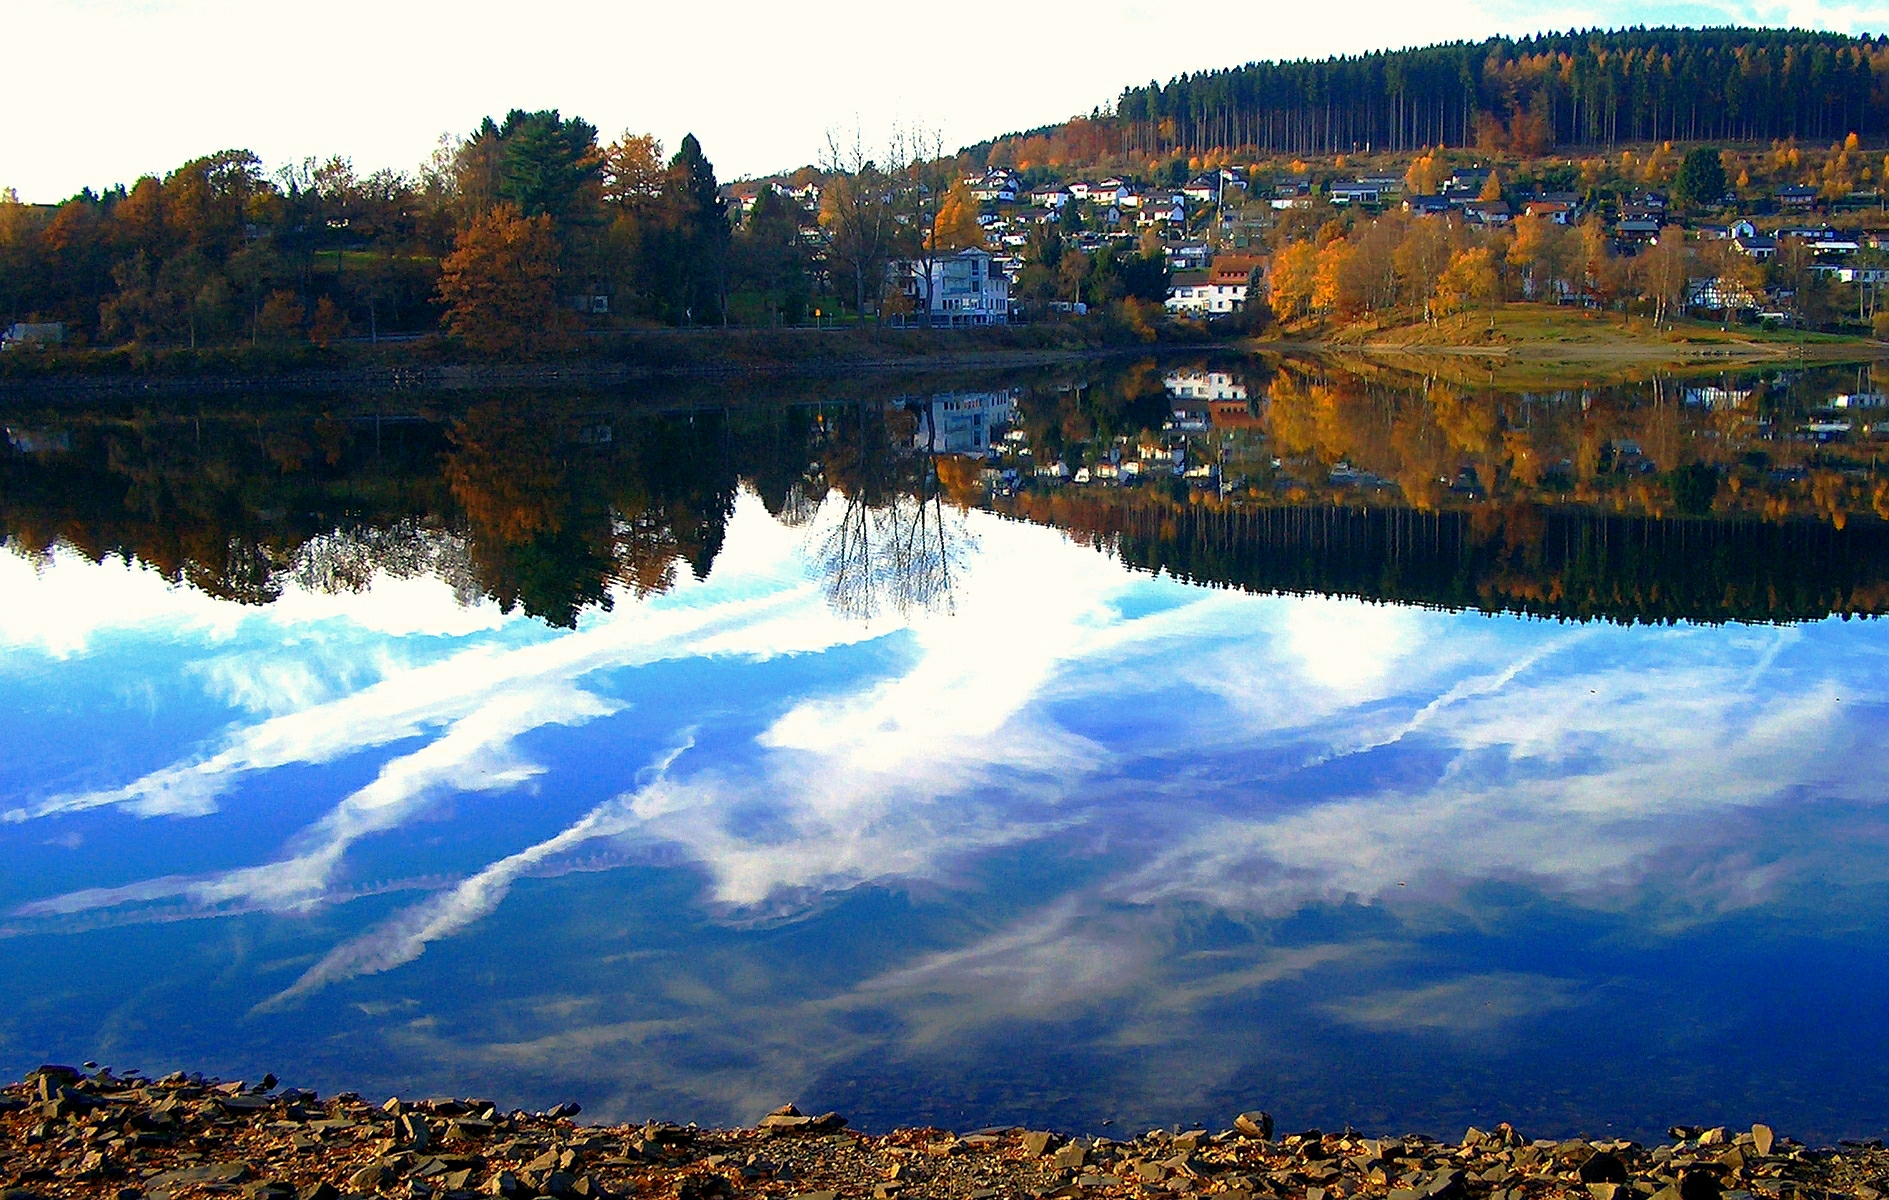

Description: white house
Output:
[1182,175,1221,203]
[890,247,1011,326]
[970,171,1019,204]
[1030,184,1070,208]
[1165,258,1259,316]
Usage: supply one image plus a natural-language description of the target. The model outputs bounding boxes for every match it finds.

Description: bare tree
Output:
[818,129,898,322]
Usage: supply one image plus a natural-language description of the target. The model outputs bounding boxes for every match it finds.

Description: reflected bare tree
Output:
[813,401,975,622]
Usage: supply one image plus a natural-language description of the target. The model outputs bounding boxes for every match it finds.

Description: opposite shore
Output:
[1,311,1885,400]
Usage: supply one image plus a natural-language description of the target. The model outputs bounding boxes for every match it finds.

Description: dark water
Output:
[4,358,1889,1145]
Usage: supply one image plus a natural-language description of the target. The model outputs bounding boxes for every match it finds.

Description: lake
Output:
[4,356,1889,1145]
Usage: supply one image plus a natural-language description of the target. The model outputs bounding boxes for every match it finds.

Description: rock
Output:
[0,1190,46,1200]
[1698,1128,1727,1147]
[544,1171,575,1197]
[788,1193,839,1200]
[1052,1144,1087,1170]
[1022,1132,1058,1157]
[242,1182,294,1200]
[1751,1125,1774,1157]
[350,1163,395,1192]
[151,1163,252,1187]
[548,1102,582,1120]
[1716,1147,1746,1172]
[296,1184,340,1200]
[1233,1113,1274,1141]
[1578,1152,1628,1184]
[1587,1186,1619,1200]
[483,1171,520,1196]
[399,1114,431,1150]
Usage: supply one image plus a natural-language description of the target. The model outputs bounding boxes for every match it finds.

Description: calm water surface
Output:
[4,365,1889,1144]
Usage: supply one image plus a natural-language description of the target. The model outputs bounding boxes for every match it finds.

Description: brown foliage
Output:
[436,203,568,356]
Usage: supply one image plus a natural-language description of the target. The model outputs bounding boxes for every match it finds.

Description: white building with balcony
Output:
[890,248,1011,326]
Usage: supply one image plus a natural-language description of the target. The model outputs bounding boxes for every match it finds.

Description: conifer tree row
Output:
[980,29,1889,162]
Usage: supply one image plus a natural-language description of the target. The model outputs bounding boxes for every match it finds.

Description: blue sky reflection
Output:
[3,490,1889,1141]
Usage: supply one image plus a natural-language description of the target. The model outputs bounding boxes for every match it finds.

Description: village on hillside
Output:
[703,141,1889,335]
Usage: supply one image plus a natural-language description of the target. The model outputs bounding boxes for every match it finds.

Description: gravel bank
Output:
[3,1066,1883,1200]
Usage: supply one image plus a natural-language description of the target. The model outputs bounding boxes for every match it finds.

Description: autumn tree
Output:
[932,181,986,253]
[1637,229,1691,326]
[1270,241,1318,318]
[1433,246,1499,320]
[600,132,664,208]
[435,203,566,355]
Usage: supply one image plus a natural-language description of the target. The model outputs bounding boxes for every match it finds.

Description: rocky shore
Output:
[3,1066,1885,1200]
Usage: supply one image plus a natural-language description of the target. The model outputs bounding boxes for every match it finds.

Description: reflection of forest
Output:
[0,396,964,627]
[1005,494,1889,624]
[6,359,1889,627]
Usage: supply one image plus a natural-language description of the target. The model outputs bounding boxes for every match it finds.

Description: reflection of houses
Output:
[889,248,1011,325]
[1683,386,1753,410]
[1,322,64,351]
[1164,370,1247,401]
[909,390,1019,454]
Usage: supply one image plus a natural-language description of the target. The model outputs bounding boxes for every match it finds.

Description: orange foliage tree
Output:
[435,203,567,356]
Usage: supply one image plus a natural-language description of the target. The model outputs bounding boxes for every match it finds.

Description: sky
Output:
[2,0,1883,203]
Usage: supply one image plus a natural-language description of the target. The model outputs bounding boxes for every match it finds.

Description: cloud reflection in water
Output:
[3,488,1888,1138]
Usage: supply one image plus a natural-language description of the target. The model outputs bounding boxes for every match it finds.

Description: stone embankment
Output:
[3,1066,1885,1200]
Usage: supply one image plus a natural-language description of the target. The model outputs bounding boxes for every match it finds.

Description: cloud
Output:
[263,740,695,1007]
[1323,971,1585,1036]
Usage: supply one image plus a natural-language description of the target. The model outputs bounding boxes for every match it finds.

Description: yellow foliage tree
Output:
[436,203,567,356]
[931,181,986,252]
[1269,242,1319,318]
[1313,238,1359,316]
[1433,247,1498,318]
[1405,153,1441,196]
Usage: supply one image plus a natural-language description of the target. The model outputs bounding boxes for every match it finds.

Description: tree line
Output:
[0,111,827,353]
[970,28,1888,166]
[1261,195,1858,332]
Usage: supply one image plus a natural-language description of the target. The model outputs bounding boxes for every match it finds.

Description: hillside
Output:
[964,28,1889,172]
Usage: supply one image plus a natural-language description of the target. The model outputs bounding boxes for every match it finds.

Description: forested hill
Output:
[970,28,1889,167]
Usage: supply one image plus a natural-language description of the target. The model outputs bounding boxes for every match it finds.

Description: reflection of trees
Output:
[289,521,481,605]
[1005,490,1889,625]
[812,401,975,622]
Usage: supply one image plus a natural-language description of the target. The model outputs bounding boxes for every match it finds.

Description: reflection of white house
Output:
[910,390,1019,454]
[1164,370,1248,401]
[889,248,1011,325]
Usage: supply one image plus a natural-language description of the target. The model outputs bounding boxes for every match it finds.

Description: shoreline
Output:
[4,1068,1887,1200]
